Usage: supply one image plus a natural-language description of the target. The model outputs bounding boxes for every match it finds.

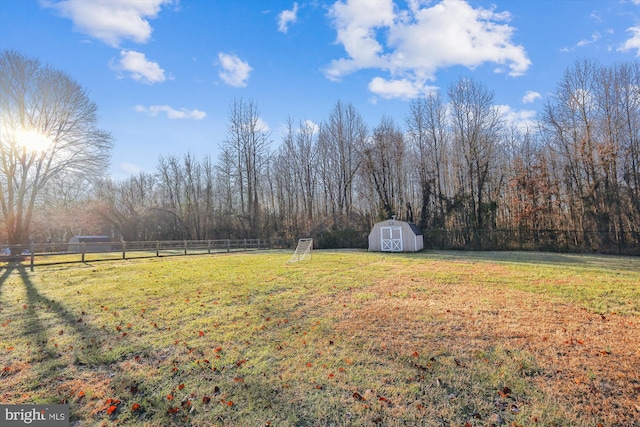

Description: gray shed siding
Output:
[368,220,424,252]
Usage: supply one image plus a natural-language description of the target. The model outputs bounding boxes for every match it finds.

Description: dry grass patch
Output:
[333,273,640,425]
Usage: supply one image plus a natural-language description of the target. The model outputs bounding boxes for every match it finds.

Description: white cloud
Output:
[135,105,207,120]
[497,104,537,131]
[325,0,395,81]
[301,119,319,135]
[576,32,601,47]
[522,90,541,104]
[110,50,166,84]
[278,3,299,33]
[619,26,640,56]
[325,0,531,100]
[43,0,173,47]
[368,77,438,100]
[218,53,252,87]
[256,117,271,133]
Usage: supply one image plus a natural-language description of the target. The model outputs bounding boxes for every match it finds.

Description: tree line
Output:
[2,51,639,254]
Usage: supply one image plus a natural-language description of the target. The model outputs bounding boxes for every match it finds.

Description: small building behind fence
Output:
[68,236,112,252]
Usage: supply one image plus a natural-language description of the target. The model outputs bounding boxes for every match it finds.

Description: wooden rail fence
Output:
[1,239,285,271]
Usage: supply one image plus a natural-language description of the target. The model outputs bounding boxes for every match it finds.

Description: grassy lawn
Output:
[0,250,638,426]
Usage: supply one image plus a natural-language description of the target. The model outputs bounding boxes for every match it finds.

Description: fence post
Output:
[207,240,211,254]
[122,241,126,259]
[227,239,230,253]
[244,239,247,251]
[81,242,86,263]
[184,240,188,255]
[156,241,160,257]
[30,244,35,272]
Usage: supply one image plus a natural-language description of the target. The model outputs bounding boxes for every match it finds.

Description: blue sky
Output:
[1,0,639,179]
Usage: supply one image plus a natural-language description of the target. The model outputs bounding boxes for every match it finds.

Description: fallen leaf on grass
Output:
[353,392,365,401]
[131,403,141,412]
[167,407,179,414]
[378,396,392,404]
[202,396,211,404]
[498,387,512,398]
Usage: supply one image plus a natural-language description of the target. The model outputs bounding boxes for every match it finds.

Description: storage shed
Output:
[368,218,423,252]
[68,236,112,252]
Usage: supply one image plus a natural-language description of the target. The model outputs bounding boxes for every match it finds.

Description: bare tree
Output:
[316,101,367,227]
[542,60,640,251]
[595,61,640,249]
[0,50,112,247]
[405,93,450,229]
[362,115,407,220]
[31,171,98,242]
[275,118,318,236]
[220,98,270,237]
[448,77,504,243]
[93,173,158,241]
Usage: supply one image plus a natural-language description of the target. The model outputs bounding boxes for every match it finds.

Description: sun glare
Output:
[15,129,52,153]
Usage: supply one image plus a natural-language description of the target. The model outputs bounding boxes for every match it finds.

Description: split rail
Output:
[0,239,284,271]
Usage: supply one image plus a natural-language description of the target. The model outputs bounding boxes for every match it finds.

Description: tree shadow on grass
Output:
[0,262,15,297]
[2,265,147,423]
[15,264,103,363]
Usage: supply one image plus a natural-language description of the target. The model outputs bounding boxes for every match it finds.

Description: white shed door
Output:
[381,226,402,252]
